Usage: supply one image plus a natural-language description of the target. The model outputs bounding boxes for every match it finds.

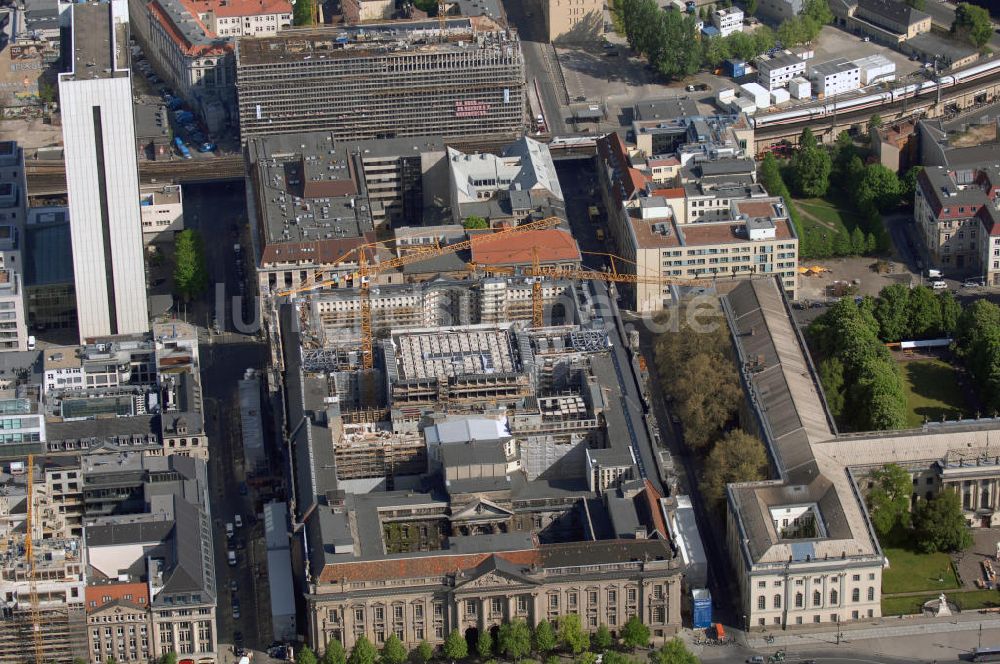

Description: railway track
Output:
[26,155,245,196]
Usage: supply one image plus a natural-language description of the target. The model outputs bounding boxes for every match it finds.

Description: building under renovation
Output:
[0,460,87,664]
[235,18,525,140]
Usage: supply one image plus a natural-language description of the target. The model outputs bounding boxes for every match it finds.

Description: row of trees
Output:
[809,297,908,431]
[653,303,769,511]
[871,283,961,343]
[866,463,972,553]
[615,0,834,79]
[954,299,1000,416]
[296,616,697,664]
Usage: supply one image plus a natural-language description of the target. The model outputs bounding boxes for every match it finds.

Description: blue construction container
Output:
[724,58,746,78]
[692,588,712,629]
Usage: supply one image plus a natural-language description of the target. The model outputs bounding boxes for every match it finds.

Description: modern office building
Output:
[58,0,149,340]
[235,18,524,140]
[0,142,29,351]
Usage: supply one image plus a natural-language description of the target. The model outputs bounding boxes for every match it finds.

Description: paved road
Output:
[500,0,568,134]
[182,182,280,661]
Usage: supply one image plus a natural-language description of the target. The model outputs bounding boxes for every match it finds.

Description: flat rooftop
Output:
[248,131,374,261]
[390,325,519,380]
[237,18,512,66]
[66,2,128,81]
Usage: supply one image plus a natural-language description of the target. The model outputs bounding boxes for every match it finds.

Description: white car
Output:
[931,280,948,290]
[234,514,243,528]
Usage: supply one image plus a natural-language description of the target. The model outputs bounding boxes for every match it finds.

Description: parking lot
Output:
[130,42,241,161]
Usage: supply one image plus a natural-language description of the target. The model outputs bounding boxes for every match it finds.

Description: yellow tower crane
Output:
[469,251,716,326]
[25,453,43,664]
[276,216,564,370]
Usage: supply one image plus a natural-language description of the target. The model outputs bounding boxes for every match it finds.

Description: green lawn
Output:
[882,589,1000,616]
[898,359,968,428]
[882,547,960,594]
[796,197,866,233]
[792,197,861,256]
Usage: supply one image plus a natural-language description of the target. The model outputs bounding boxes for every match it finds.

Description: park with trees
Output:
[295,615,699,664]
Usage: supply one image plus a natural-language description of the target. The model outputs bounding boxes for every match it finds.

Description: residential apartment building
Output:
[235,18,524,140]
[914,165,1000,283]
[129,0,292,117]
[618,197,798,311]
[808,58,861,97]
[86,582,153,664]
[711,7,743,37]
[757,52,806,91]
[542,0,603,42]
[58,0,149,340]
[139,184,184,243]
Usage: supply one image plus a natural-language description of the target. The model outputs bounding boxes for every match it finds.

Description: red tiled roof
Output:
[598,133,649,198]
[148,0,230,57]
[188,0,292,17]
[318,549,540,583]
[86,582,149,612]
[649,187,684,200]
[643,479,667,539]
[471,229,581,266]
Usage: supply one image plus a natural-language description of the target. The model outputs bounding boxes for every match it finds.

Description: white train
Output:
[751,57,1000,129]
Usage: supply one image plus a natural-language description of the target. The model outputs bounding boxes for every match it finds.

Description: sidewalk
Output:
[744,611,1000,649]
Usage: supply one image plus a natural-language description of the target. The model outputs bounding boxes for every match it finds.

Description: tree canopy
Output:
[348,636,378,664]
[620,616,651,650]
[298,646,318,664]
[914,490,973,553]
[856,163,902,213]
[792,144,832,197]
[591,624,613,653]
[532,620,557,655]
[654,302,742,450]
[702,429,769,510]
[866,463,913,537]
[498,620,532,661]
[476,630,494,659]
[809,298,908,431]
[462,215,489,230]
[322,639,347,664]
[557,615,590,655]
[443,630,468,662]
[951,3,992,48]
[650,639,699,664]
[172,229,209,301]
[381,635,408,664]
[413,641,434,664]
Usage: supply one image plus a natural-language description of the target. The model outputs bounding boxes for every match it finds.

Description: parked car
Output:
[931,280,948,290]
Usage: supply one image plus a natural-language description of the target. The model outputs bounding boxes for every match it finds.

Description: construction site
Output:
[235,18,525,140]
[0,458,88,664]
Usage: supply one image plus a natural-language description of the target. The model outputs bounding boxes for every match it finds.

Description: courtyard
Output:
[895,357,972,428]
